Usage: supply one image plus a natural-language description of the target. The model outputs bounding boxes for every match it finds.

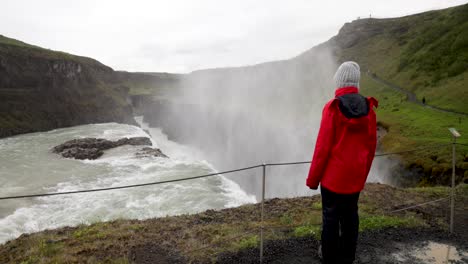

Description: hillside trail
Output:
[366,72,467,117]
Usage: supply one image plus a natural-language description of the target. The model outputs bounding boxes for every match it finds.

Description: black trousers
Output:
[321,186,360,264]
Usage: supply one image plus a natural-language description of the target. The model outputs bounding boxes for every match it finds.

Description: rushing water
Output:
[0,119,255,244]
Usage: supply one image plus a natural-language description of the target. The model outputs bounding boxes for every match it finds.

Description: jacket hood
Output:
[334,87,378,126]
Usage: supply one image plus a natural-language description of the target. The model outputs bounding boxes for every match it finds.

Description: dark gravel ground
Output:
[217,227,468,264]
[129,243,187,264]
[127,186,468,264]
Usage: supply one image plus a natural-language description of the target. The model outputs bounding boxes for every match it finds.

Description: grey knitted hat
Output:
[333,61,360,89]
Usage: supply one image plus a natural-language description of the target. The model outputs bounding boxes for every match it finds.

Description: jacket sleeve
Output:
[306,101,336,189]
[365,97,378,176]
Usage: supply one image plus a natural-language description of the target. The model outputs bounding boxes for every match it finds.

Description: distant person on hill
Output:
[422,97,426,104]
[306,61,378,264]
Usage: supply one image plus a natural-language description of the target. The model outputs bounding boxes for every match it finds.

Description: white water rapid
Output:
[0,120,255,244]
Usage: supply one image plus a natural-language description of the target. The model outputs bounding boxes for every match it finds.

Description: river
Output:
[0,118,255,244]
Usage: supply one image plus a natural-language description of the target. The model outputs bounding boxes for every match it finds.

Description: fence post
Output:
[260,163,266,263]
[450,137,456,233]
[448,128,460,233]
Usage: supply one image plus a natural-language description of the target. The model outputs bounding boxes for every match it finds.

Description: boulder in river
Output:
[61,147,104,160]
[135,147,169,158]
[52,137,153,160]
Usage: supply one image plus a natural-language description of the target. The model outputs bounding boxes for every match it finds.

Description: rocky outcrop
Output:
[52,137,154,160]
[0,35,137,139]
[136,147,168,158]
[60,147,104,160]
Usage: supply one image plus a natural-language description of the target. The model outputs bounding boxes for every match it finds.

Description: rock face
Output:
[0,35,137,139]
[53,137,153,160]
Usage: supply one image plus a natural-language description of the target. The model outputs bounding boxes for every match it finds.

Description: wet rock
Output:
[136,147,168,158]
[53,138,115,154]
[53,137,152,160]
[61,147,104,160]
[115,137,152,146]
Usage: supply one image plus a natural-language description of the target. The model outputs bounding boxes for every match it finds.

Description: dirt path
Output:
[366,73,468,116]
[218,227,468,264]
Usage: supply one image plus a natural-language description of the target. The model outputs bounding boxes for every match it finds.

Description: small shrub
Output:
[38,239,63,257]
[73,224,106,240]
[20,256,39,264]
[311,202,322,210]
[238,235,258,249]
[450,30,468,52]
[293,225,321,240]
[447,59,467,77]
[279,214,293,225]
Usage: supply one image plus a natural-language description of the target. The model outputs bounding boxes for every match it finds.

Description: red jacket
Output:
[306,87,378,194]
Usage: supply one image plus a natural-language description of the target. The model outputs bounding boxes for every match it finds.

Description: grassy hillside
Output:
[332,4,468,113]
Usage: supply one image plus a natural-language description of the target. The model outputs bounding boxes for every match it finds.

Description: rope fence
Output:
[388,197,450,213]
[0,142,460,201]
[0,165,262,200]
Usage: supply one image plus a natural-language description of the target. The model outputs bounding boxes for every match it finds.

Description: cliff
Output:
[0,35,137,138]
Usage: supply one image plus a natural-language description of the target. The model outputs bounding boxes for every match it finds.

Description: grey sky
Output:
[1,0,465,73]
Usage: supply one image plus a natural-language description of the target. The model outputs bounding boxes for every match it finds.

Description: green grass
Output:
[359,214,426,232]
[237,235,259,249]
[37,239,63,257]
[361,74,467,145]
[311,201,322,210]
[407,183,468,197]
[279,213,294,225]
[293,225,321,240]
[73,223,108,240]
[360,74,468,185]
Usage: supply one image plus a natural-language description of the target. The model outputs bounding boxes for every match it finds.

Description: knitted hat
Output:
[333,61,360,89]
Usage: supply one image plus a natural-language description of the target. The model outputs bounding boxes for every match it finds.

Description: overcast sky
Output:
[1,0,466,73]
